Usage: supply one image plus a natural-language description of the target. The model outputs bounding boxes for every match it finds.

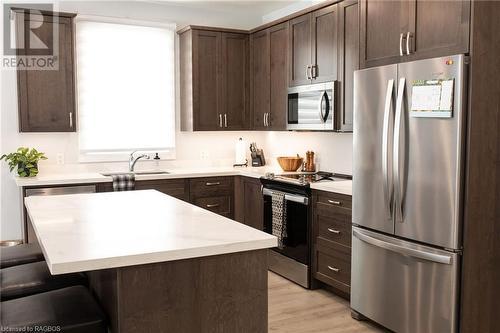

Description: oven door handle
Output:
[262,188,309,205]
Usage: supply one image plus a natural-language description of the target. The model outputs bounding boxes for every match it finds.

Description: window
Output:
[75,17,176,161]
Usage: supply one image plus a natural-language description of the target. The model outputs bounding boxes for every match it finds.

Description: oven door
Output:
[263,188,310,265]
[287,81,336,131]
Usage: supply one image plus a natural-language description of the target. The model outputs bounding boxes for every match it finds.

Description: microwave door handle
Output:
[318,91,330,123]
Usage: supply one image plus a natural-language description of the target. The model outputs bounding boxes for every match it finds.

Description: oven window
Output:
[264,195,309,265]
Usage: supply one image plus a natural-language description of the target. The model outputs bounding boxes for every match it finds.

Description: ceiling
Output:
[146,0,306,18]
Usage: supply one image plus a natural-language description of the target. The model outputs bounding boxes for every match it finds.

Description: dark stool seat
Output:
[0,243,44,268]
[0,261,87,301]
[1,285,107,333]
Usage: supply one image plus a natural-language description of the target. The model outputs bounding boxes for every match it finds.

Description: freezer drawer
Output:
[351,227,460,333]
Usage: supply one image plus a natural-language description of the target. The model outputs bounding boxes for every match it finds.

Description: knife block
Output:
[251,149,266,167]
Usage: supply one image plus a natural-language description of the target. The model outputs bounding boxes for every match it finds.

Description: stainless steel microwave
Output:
[287,81,336,131]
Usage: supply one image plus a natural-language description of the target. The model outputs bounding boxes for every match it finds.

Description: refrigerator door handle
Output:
[382,79,395,220]
[353,228,453,265]
[394,78,406,223]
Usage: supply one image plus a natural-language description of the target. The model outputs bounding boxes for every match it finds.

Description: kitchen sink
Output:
[101,171,170,176]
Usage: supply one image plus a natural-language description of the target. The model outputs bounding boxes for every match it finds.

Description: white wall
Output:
[0,0,352,241]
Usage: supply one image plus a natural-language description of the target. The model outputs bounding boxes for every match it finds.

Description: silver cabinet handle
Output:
[265,113,269,127]
[305,65,310,80]
[382,79,395,220]
[394,78,406,224]
[206,203,220,208]
[327,228,340,234]
[327,199,342,206]
[327,266,340,273]
[69,112,73,128]
[219,114,223,128]
[205,182,221,186]
[224,113,227,128]
[406,31,413,55]
[399,33,405,56]
[311,64,317,79]
[263,113,267,127]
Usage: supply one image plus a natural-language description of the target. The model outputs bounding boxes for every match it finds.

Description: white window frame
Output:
[74,15,177,163]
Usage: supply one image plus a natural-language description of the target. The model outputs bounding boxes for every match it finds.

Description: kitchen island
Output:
[25,190,277,332]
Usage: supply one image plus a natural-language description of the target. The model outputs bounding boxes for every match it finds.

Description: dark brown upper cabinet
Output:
[250,30,269,130]
[268,23,288,130]
[179,27,249,131]
[221,33,250,130]
[337,0,359,132]
[289,4,338,87]
[15,10,76,132]
[250,22,288,130]
[360,0,470,68]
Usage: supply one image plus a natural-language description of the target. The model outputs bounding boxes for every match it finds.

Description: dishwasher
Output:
[24,185,96,243]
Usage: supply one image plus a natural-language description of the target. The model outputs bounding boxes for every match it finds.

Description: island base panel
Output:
[88,249,268,333]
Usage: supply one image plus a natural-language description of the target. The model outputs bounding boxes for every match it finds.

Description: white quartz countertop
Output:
[25,190,277,275]
[310,180,353,196]
[14,166,352,195]
[13,166,275,186]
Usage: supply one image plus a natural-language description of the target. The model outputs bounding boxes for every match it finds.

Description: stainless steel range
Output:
[260,172,351,288]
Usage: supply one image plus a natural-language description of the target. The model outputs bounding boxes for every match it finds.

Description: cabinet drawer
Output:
[315,191,352,210]
[193,196,231,217]
[317,215,351,247]
[315,245,351,292]
[190,177,233,197]
[135,179,189,201]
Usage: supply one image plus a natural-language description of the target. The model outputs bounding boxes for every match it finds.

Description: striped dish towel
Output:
[111,173,135,191]
[271,190,287,249]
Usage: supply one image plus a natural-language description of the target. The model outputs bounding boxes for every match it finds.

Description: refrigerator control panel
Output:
[410,79,454,118]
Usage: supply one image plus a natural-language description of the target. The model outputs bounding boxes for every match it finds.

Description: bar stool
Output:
[0,243,44,268]
[0,261,87,301]
[1,285,107,333]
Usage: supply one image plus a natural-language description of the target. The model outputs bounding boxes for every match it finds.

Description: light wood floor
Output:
[268,272,385,333]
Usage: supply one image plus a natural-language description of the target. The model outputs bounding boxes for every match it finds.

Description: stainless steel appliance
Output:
[287,82,336,131]
[351,55,467,333]
[24,185,97,243]
[261,172,351,288]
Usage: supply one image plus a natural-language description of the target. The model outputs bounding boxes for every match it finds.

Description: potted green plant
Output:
[0,147,47,177]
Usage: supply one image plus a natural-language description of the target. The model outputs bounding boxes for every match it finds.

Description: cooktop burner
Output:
[263,171,351,186]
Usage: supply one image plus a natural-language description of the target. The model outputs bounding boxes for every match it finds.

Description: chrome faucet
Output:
[129,151,150,172]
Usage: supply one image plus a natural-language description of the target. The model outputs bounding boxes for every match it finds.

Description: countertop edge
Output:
[49,238,278,275]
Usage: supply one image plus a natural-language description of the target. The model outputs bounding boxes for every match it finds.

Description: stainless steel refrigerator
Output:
[351,55,467,333]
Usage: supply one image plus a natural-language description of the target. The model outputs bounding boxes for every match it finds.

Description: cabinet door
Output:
[192,30,222,130]
[411,0,470,60]
[269,23,288,131]
[221,33,249,130]
[337,0,358,132]
[288,14,312,86]
[17,14,76,132]
[311,4,338,83]
[359,0,412,68]
[250,30,270,130]
[243,178,264,230]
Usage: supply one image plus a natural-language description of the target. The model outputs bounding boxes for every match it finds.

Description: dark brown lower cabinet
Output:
[134,179,189,202]
[234,176,264,230]
[98,176,234,218]
[189,176,234,219]
[312,189,352,299]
